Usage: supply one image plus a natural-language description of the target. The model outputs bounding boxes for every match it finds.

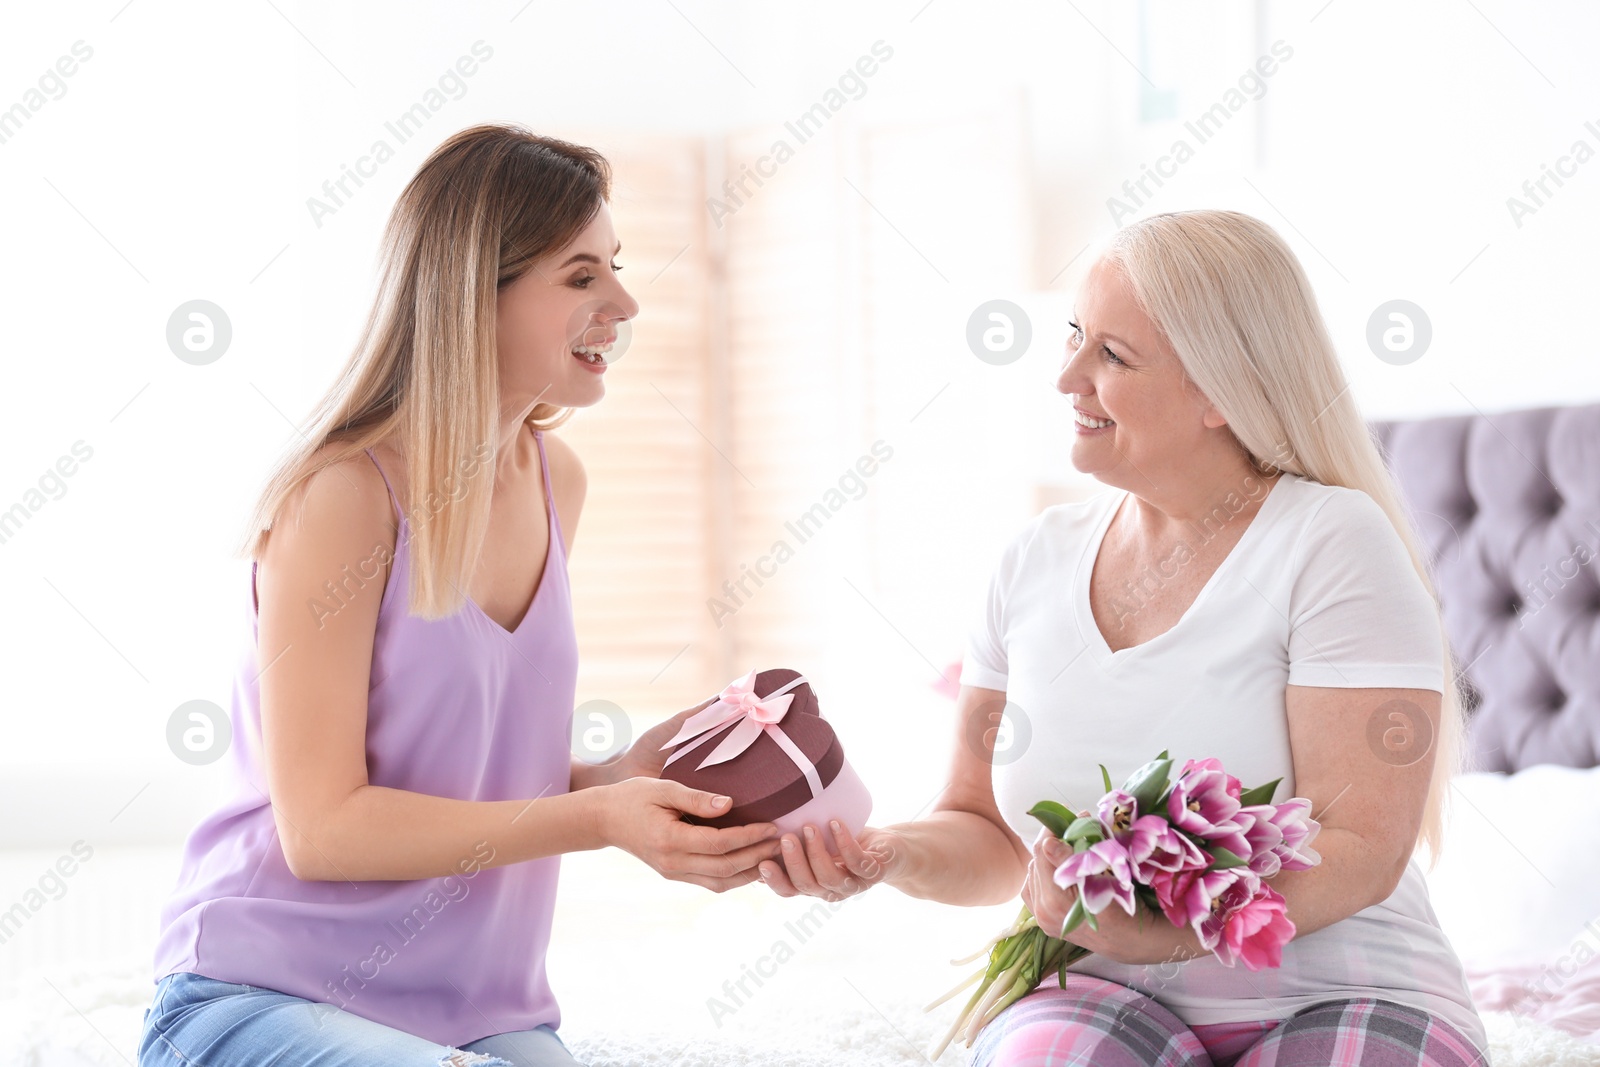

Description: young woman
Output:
[760,211,1491,1066]
[138,125,782,1067]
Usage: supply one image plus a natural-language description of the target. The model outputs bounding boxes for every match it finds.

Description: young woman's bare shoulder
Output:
[539,430,587,536]
[257,444,397,624]
[276,444,395,537]
[540,430,586,490]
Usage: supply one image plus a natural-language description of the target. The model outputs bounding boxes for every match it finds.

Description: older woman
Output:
[759,211,1489,1067]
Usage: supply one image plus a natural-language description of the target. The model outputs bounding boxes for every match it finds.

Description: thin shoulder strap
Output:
[363,446,403,526]
[533,429,565,554]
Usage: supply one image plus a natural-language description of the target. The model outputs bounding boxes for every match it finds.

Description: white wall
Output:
[2,0,1596,844]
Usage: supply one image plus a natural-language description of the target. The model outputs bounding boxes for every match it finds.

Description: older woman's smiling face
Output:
[1055,256,1229,492]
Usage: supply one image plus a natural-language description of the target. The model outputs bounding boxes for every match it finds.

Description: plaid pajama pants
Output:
[968,974,1489,1067]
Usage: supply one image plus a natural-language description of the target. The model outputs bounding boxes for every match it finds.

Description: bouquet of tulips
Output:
[927,752,1322,1056]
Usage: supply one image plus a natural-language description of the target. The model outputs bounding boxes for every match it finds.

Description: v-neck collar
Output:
[1075,473,1293,664]
[393,490,558,638]
[383,426,562,640]
[456,438,559,638]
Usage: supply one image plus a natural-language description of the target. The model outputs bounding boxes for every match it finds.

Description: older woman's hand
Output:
[756,821,904,902]
[1022,825,1206,967]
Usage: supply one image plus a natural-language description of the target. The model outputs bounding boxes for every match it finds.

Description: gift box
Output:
[658,667,872,854]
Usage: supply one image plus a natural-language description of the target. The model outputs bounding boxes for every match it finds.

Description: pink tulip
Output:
[1126,814,1209,883]
[1167,766,1252,859]
[1150,865,1257,931]
[1095,789,1141,840]
[1206,884,1296,970]
[1178,757,1242,799]
[1265,797,1322,872]
[1149,867,1205,929]
[1053,838,1137,916]
[1191,867,1262,950]
[1237,804,1285,877]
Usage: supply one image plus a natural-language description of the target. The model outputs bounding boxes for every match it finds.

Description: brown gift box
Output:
[658,668,872,853]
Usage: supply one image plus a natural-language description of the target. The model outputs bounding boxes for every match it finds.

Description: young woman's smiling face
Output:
[1055,256,1227,490]
[496,200,638,414]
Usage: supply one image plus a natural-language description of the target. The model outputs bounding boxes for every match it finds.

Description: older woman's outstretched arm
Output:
[756,684,1033,906]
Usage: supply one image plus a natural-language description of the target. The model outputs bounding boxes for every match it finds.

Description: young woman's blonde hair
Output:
[1101,209,1465,868]
[234,123,611,619]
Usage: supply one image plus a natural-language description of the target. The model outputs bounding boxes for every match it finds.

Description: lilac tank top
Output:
[152,430,580,1047]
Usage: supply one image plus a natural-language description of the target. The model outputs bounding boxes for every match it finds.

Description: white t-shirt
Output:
[962,471,1487,1053]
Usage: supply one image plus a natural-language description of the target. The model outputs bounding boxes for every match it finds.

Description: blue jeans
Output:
[138,972,585,1066]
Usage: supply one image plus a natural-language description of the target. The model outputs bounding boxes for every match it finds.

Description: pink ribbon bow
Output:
[659,669,824,797]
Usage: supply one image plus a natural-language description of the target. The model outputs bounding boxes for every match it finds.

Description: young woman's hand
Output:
[594,776,782,893]
[1021,827,1204,967]
[755,822,905,902]
[581,698,717,788]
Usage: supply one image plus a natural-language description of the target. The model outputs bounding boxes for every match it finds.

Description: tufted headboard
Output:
[1369,401,1600,774]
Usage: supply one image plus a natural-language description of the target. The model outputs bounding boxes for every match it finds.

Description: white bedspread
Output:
[1468,956,1600,1050]
[5,763,1599,1067]
[3,955,1599,1066]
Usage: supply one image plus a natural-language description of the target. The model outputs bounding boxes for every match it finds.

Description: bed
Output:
[3,401,1598,1066]
[1369,401,1600,1062]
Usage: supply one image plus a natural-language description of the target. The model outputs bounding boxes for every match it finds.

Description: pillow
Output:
[1422,764,1600,967]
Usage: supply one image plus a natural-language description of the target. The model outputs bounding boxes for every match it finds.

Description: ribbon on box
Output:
[659,669,824,799]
